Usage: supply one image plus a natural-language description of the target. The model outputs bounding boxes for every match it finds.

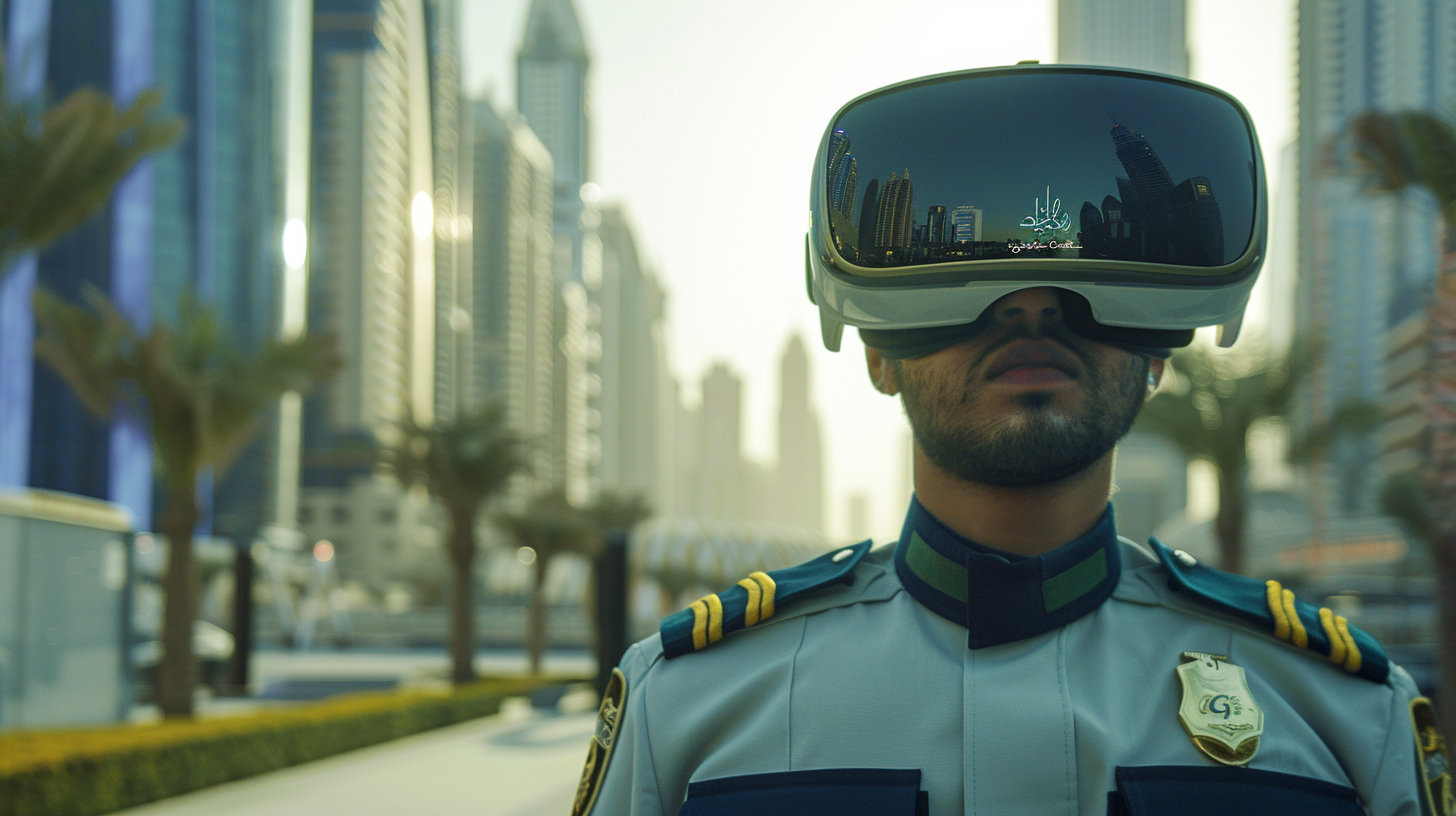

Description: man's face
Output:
[883,288,1152,488]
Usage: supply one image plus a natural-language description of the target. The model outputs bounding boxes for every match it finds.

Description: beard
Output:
[895,327,1149,488]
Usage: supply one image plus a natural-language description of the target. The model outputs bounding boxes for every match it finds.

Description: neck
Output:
[912,445,1115,556]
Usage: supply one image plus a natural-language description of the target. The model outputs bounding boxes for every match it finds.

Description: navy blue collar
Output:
[893,496,1122,649]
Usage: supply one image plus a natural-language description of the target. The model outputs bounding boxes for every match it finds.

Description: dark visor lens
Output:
[824,70,1257,271]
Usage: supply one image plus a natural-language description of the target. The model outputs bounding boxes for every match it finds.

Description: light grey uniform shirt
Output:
[587,509,1431,816]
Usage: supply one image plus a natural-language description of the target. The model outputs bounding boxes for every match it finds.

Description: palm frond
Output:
[0,68,183,267]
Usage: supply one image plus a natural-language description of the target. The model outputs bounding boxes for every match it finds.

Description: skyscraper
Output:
[1296,0,1456,515]
[516,0,598,503]
[1057,0,1189,77]
[773,335,825,534]
[469,99,557,499]
[0,0,283,541]
[306,0,435,484]
[694,363,747,520]
[596,205,668,507]
[425,0,470,424]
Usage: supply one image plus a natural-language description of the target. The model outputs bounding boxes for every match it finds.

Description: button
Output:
[1174,549,1198,566]
[832,548,854,563]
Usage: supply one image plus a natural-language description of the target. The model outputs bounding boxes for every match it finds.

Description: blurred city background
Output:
[0,0,1452,813]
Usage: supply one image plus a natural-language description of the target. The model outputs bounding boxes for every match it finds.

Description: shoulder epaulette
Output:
[1151,539,1389,683]
[660,540,873,659]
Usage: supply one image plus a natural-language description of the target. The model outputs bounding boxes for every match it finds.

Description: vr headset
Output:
[806,64,1267,359]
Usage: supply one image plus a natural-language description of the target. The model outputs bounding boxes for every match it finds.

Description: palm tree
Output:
[585,491,651,542]
[389,404,526,685]
[1345,108,1456,737]
[1,55,182,273]
[1134,341,1309,574]
[32,286,341,717]
[495,488,595,675]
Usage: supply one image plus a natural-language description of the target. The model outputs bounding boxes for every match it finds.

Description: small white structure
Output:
[0,489,132,729]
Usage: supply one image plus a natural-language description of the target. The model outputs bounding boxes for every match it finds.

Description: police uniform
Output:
[573,499,1449,816]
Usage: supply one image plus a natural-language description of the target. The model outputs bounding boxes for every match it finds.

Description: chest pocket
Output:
[1108,766,1364,815]
[678,768,927,816]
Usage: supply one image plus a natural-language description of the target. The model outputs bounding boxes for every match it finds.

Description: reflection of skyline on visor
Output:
[825,73,1256,270]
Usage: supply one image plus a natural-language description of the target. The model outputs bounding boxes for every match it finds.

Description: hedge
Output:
[0,676,577,816]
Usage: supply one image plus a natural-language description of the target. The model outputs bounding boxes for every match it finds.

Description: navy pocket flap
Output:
[679,768,925,816]
[1108,766,1364,816]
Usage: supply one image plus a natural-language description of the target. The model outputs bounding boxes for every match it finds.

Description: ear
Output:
[1147,357,1166,394]
[866,346,900,396]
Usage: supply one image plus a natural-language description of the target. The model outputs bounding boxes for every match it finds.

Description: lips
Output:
[984,340,1084,381]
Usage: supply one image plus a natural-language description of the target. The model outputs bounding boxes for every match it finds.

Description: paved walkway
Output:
[115,702,595,816]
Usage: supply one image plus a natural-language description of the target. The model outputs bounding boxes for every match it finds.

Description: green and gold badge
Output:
[1411,697,1453,816]
[1175,651,1264,766]
[572,668,627,816]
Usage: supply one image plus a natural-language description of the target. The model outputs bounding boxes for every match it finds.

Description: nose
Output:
[990,287,1062,331]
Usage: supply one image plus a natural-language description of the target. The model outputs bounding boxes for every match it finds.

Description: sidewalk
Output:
[114,701,595,816]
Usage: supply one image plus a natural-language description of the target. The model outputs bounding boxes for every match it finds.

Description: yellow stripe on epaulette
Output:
[1264,580,1362,673]
[737,571,776,625]
[689,593,725,650]
[659,541,870,660]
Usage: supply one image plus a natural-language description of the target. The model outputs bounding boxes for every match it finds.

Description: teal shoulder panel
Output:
[660,539,873,659]
[1151,539,1389,683]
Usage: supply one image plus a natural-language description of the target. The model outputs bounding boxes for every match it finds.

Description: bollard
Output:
[595,530,629,697]
[227,541,255,695]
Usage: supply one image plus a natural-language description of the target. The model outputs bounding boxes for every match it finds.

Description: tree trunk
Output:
[1215,469,1248,575]
[1427,219,1456,739]
[157,486,200,718]
[528,545,548,675]
[446,506,478,686]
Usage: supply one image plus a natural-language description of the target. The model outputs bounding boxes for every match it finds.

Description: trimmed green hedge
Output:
[0,677,576,816]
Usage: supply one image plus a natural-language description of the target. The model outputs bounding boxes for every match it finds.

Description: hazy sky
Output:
[459,0,1297,543]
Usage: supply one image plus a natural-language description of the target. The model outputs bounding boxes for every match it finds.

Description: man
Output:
[573,65,1448,816]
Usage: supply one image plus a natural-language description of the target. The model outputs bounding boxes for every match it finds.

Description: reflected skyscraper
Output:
[951,205,983,243]
[1111,124,1174,202]
[927,205,948,246]
[875,170,914,251]
[826,130,858,220]
[857,178,880,259]
[1079,123,1222,266]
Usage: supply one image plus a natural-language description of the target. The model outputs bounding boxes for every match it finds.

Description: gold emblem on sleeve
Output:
[1175,651,1264,767]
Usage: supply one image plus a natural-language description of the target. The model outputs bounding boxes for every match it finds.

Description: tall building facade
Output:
[0,0,283,542]
[692,364,748,520]
[596,205,668,506]
[1296,0,1456,515]
[424,0,470,424]
[1057,0,1189,76]
[516,0,599,504]
[306,0,435,487]
[772,335,825,534]
[469,98,557,499]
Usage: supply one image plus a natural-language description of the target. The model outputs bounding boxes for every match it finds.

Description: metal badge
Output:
[1175,651,1264,766]
[572,668,627,816]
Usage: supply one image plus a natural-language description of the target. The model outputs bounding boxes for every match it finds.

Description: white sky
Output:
[459,0,1298,543]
